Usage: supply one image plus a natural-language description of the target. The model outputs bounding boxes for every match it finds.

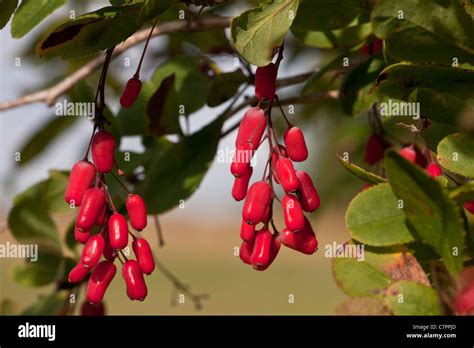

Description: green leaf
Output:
[437,133,474,179]
[385,280,443,315]
[385,150,464,275]
[11,0,66,38]
[332,256,391,297]
[140,115,225,213]
[151,55,212,115]
[207,70,247,107]
[147,74,183,137]
[42,170,70,213]
[170,27,232,54]
[449,181,474,203]
[376,64,474,101]
[372,0,474,65]
[64,222,76,252]
[292,0,363,31]
[334,297,391,315]
[421,119,459,153]
[8,200,61,255]
[292,22,372,49]
[36,4,142,59]
[21,291,68,315]
[139,0,171,22]
[337,155,387,185]
[346,184,415,246]
[12,251,61,287]
[231,0,299,66]
[0,0,18,29]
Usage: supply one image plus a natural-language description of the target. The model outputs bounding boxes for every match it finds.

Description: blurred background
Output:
[0,0,371,315]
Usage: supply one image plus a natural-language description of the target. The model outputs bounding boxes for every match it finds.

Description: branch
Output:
[221,90,339,138]
[0,16,231,112]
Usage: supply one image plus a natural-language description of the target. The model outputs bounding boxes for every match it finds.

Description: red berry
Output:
[296,171,320,212]
[400,146,416,163]
[242,181,272,225]
[126,194,148,231]
[360,38,383,56]
[68,263,89,283]
[240,220,255,242]
[132,238,155,275]
[255,63,277,100]
[81,234,105,269]
[282,194,305,232]
[235,107,267,149]
[275,158,299,193]
[364,134,386,165]
[96,206,108,226]
[250,229,280,271]
[76,188,106,231]
[231,142,254,177]
[64,160,96,206]
[86,260,116,305]
[232,167,253,201]
[427,163,442,178]
[122,260,148,301]
[102,231,116,261]
[465,200,474,214]
[108,213,129,250]
[91,130,116,173]
[260,204,272,224]
[271,146,287,184]
[120,78,142,109]
[81,301,105,316]
[455,285,474,314]
[74,226,90,244]
[280,218,318,254]
[283,126,308,162]
[239,240,254,265]
[414,147,428,168]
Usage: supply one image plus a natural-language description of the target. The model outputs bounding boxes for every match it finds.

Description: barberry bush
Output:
[1,0,473,315]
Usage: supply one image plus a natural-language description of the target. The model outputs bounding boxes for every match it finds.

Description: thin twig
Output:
[153,215,165,247]
[0,16,232,112]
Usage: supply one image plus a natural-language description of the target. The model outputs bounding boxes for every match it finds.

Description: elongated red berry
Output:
[296,171,320,212]
[120,78,142,109]
[76,188,106,231]
[231,142,253,177]
[96,206,108,226]
[284,126,308,162]
[125,194,147,231]
[255,63,277,100]
[232,167,253,201]
[364,134,386,165]
[86,260,116,305]
[81,234,105,269]
[465,200,474,214]
[74,226,90,244]
[68,263,89,283]
[132,238,155,275]
[251,229,280,271]
[281,218,318,254]
[81,301,105,316]
[242,181,272,225]
[427,163,442,178]
[282,194,305,232]
[455,285,474,314]
[64,160,96,206]
[400,145,416,163]
[239,240,254,265]
[236,107,267,149]
[108,213,129,250]
[240,220,255,242]
[260,204,272,224]
[102,231,116,261]
[122,260,148,301]
[91,130,115,173]
[271,146,287,184]
[275,158,299,192]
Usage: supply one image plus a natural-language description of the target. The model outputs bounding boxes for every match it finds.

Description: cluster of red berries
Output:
[65,128,155,306]
[364,134,474,214]
[231,62,320,271]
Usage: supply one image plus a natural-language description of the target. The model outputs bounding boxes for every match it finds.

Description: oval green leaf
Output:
[437,133,474,179]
